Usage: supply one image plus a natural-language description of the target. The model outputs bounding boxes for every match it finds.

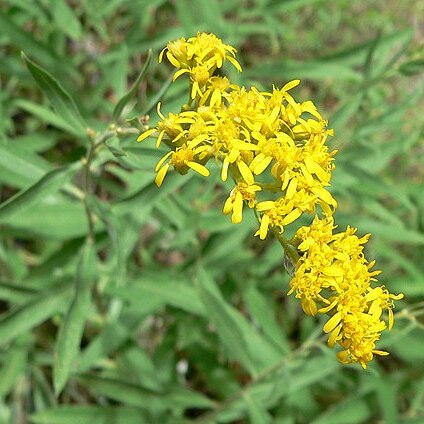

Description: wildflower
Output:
[288,216,403,368]
[154,144,210,187]
[159,32,242,79]
[137,33,403,368]
[223,182,261,224]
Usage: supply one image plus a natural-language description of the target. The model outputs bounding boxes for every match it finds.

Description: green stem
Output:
[82,125,138,241]
[271,228,300,266]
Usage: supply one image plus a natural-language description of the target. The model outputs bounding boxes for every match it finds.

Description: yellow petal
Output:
[328,325,341,348]
[137,128,156,142]
[258,214,270,240]
[285,177,298,199]
[173,68,190,81]
[253,156,272,175]
[186,161,210,177]
[166,51,181,68]
[232,192,243,224]
[227,56,242,72]
[256,201,275,212]
[282,79,300,91]
[155,151,173,172]
[282,208,302,225]
[237,161,254,185]
[223,196,233,215]
[302,298,317,316]
[372,349,390,356]
[155,164,169,187]
[221,157,230,181]
[323,311,342,334]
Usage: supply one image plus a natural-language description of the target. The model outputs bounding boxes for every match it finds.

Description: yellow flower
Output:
[154,144,210,187]
[288,216,403,368]
[159,32,242,77]
[223,182,261,224]
[255,197,303,239]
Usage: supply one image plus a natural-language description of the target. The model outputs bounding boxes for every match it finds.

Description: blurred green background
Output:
[1,0,424,423]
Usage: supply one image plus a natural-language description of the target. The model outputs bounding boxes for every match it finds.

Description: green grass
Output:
[0,1,423,423]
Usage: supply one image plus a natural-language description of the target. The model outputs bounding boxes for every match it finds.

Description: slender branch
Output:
[82,125,138,241]
[270,228,301,265]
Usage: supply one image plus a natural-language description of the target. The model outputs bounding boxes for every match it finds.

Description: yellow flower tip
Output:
[281,79,301,92]
[260,214,271,240]
[137,128,156,142]
[232,211,242,224]
[186,161,210,177]
[237,160,254,185]
[301,298,318,316]
[223,197,233,215]
[336,350,350,365]
[323,311,342,334]
[281,208,302,226]
[372,349,390,357]
[155,164,169,187]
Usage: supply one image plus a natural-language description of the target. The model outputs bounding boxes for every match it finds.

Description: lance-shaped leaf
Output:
[0,285,71,346]
[54,241,96,395]
[30,406,149,424]
[0,162,81,221]
[112,49,153,122]
[21,52,87,137]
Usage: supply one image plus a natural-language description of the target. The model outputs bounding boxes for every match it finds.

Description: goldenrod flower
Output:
[223,182,261,224]
[289,216,403,368]
[159,32,242,82]
[154,144,210,187]
[136,33,403,369]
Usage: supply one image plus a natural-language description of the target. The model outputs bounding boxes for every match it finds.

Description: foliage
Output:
[0,1,423,423]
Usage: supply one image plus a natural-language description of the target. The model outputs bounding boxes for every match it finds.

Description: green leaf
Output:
[1,195,89,240]
[77,375,214,411]
[54,241,96,394]
[30,406,148,424]
[15,99,82,137]
[0,285,71,346]
[52,0,83,40]
[0,140,50,188]
[399,58,424,76]
[311,397,370,424]
[142,72,174,115]
[78,321,131,372]
[196,266,258,376]
[21,52,87,137]
[106,271,203,315]
[247,60,361,82]
[112,49,153,122]
[0,10,63,73]
[0,162,81,221]
[244,284,290,354]
[244,393,272,424]
[0,282,38,305]
[0,334,30,396]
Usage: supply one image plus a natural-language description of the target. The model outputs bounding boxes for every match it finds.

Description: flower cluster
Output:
[137,32,403,368]
[138,33,336,239]
[289,216,403,368]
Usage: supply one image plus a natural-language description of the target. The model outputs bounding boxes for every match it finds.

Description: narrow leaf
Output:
[196,267,258,375]
[0,162,81,221]
[31,406,148,424]
[21,52,87,137]
[54,241,96,394]
[0,286,71,346]
[112,49,153,122]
